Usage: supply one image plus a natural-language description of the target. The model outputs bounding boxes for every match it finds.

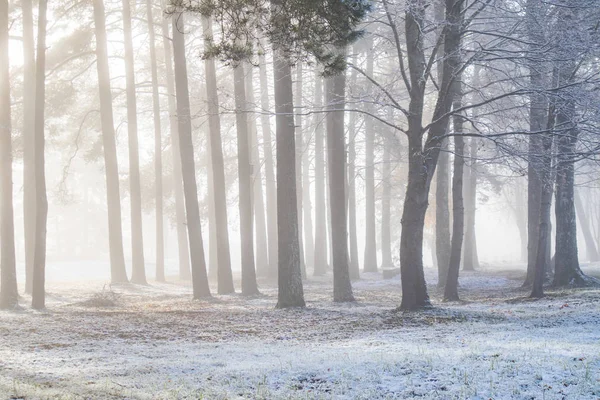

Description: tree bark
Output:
[381,112,394,270]
[326,69,355,302]
[172,13,211,298]
[274,48,305,308]
[244,63,269,277]
[161,12,190,280]
[92,0,128,284]
[122,0,147,285]
[258,48,278,278]
[444,90,465,302]
[302,71,314,277]
[31,0,49,310]
[294,64,307,278]
[0,0,18,309]
[146,0,164,282]
[363,41,378,273]
[347,61,360,280]
[201,17,235,294]
[234,65,260,295]
[313,73,329,276]
[22,0,36,294]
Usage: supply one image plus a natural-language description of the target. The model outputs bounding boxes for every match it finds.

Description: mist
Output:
[1,0,600,398]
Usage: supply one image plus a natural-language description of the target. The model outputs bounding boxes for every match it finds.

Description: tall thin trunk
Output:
[258,48,278,278]
[31,0,49,310]
[575,191,599,262]
[444,89,465,302]
[234,65,259,295]
[274,48,305,308]
[161,13,190,280]
[0,0,18,309]
[206,128,219,280]
[172,13,211,298]
[313,73,328,276]
[295,64,306,278]
[202,16,235,294]
[380,110,394,270]
[146,0,164,282]
[22,0,36,294]
[122,0,146,284]
[347,61,360,280]
[363,42,378,273]
[302,77,314,277]
[92,0,128,283]
[245,63,269,276]
[326,71,355,302]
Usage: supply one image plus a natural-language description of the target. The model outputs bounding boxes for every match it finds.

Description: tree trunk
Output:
[22,0,36,294]
[0,0,18,309]
[575,191,599,262]
[313,73,329,276]
[294,64,306,278]
[172,13,211,298]
[444,90,465,302]
[258,46,278,278]
[302,72,314,276]
[206,131,219,280]
[31,0,49,310]
[146,0,164,282]
[435,145,450,285]
[274,48,305,308]
[122,0,146,285]
[326,69,355,302]
[347,61,360,280]
[161,12,190,280]
[245,63,269,276]
[202,17,235,294]
[363,43,378,273]
[381,112,394,270]
[93,0,128,283]
[234,65,260,296]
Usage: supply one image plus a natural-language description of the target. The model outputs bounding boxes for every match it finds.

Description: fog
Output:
[1,0,600,398]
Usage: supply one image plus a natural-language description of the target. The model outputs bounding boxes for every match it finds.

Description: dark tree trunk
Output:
[22,0,36,294]
[122,0,146,285]
[326,70,355,303]
[0,0,18,309]
[172,14,211,298]
[274,48,305,308]
[161,12,190,280]
[294,64,306,278]
[31,0,49,310]
[245,63,269,277]
[347,61,360,280]
[146,0,164,282]
[258,47,278,278]
[234,65,260,295]
[93,0,128,284]
[313,73,329,276]
[444,91,465,302]
[462,136,480,271]
[206,131,219,280]
[302,71,314,276]
[575,191,599,262]
[202,17,235,294]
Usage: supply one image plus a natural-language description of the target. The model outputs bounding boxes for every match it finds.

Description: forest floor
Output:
[0,264,599,399]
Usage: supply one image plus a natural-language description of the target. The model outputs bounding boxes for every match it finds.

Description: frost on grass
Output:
[1,266,599,399]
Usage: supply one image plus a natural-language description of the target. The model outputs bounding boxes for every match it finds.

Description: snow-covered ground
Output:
[1,265,599,399]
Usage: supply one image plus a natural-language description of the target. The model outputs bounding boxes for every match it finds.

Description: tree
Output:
[233,64,260,295]
[146,0,165,282]
[22,0,36,294]
[313,73,328,276]
[346,57,360,280]
[295,64,307,278]
[0,0,18,309]
[32,0,49,310]
[122,0,147,285]
[380,110,394,271]
[92,0,129,284]
[326,68,355,302]
[363,41,378,274]
[161,11,191,280]
[172,13,211,298]
[202,16,235,294]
